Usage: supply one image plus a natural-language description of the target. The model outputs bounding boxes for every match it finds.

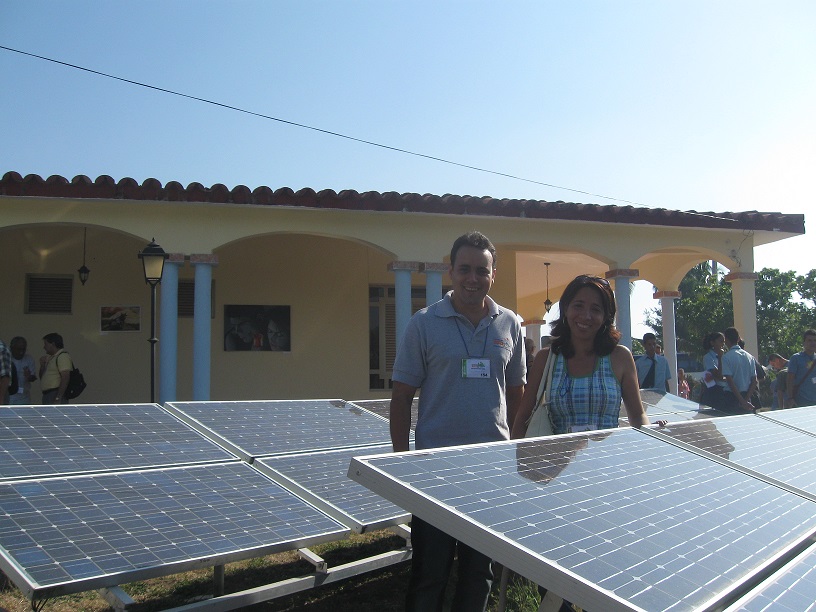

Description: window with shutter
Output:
[25,275,73,314]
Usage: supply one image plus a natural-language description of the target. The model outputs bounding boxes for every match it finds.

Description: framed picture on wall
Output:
[100,305,141,332]
[224,305,291,352]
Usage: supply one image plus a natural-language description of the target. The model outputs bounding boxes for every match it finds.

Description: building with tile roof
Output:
[0,171,804,403]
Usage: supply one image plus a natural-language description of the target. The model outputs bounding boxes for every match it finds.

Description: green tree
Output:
[645,265,816,363]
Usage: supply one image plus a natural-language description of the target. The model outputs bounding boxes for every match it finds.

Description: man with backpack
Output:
[39,332,73,404]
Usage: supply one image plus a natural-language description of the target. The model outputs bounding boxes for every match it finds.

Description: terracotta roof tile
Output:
[0,171,805,235]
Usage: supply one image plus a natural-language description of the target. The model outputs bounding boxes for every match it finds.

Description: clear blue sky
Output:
[2,1,814,332]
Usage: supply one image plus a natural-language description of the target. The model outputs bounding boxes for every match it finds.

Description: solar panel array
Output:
[350,412,816,612]
[0,400,409,603]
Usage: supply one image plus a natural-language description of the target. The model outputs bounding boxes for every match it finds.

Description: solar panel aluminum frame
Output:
[0,462,350,602]
[348,443,642,612]
[253,447,411,534]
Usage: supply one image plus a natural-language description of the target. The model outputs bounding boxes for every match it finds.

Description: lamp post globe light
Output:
[137,239,169,403]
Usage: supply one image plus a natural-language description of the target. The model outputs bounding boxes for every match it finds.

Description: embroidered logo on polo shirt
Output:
[493,337,512,351]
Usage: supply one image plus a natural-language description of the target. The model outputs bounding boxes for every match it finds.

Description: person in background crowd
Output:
[390,231,525,612]
[636,332,671,392]
[677,368,690,399]
[721,327,758,413]
[700,332,727,409]
[9,336,37,405]
[0,338,12,405]
[786,329,816,408]
[39,332,72,405]
[768,353,788,410]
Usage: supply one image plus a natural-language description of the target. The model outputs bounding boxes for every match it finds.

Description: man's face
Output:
[449,246,495,309]
[643,337,657,357]
[10,341,26,360]
[43,340,56,356]
[804,334,816,355]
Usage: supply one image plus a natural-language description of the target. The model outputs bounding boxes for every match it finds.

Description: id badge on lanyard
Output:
[462,358,491,379]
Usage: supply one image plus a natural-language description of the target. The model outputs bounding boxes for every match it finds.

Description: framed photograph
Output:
[101,305,141,332]
[224,305,291,352]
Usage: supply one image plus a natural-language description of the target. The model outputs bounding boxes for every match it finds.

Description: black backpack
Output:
[57,353,87,400]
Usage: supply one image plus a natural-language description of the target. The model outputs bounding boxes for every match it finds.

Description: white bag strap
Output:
[535,350,556,408]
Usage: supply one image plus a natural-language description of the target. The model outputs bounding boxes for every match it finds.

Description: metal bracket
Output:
[298,547,328,573]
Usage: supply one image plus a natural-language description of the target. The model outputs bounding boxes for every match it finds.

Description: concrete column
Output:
[724,272,760,356]
[387,261,421,350]
[420,262,447,306]
[159,255,183,404]
[524,321,544,350]
[606,269,638,350]
[191,254,218,401]
[655,291,681,395]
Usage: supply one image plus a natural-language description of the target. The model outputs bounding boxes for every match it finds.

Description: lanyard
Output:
[454,317,490,358]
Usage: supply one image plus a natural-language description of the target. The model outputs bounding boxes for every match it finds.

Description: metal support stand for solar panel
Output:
[213,565,225,596]
[132,527,414,611]
[99,585,136,611]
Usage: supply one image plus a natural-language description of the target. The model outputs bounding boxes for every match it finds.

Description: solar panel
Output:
[647,414,816,498]
[0,404,235,481]
[349,428,816,611]
[761,406,816,436]
[255,444,410,533]
[620,391,730,426]
[0,462,348,600]
[165,399,398,460]
[724,542,816,611]
[349,398,419,431]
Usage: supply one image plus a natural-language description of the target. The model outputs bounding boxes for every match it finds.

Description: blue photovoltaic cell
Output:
[350,428,816,612]
[348,398,419,431]
[653,414,816,496]
[257,444,410,530]
[731,544,816,611]
[166,399,398,458]
[620,391,730,426]
[0,462,347,598]
[0,404,234,481]
[761,406,816,436]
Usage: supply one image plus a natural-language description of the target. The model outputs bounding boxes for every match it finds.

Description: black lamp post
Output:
[138,239,168,403]
[77,227,90,285]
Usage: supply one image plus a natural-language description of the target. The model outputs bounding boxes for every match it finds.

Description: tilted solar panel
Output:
[646,414,816,498]
[255,444,410,533]
[348,398,419,431]
[760,406,816,436]
[349,428,816,612]
[724,543,816,611]
[0,404,235,481]
[165,399,398,460]
[0,462,348,600]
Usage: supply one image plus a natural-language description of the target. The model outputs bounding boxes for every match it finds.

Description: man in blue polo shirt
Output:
[720,327,758,413]
[786,329,816,408]
[390,230,525,612]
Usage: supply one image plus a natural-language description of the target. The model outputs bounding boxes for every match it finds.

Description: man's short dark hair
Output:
[724,327,741,345]
[450,231,497,270]
[42,332,64,349]
[804,329,816,339]
[642,332,656,342]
